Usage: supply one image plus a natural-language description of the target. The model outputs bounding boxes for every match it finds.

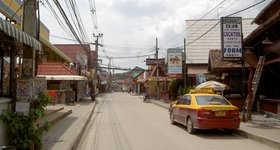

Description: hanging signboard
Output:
[220,17,243,59]
[167,48,182,77]
[145,58,165,66]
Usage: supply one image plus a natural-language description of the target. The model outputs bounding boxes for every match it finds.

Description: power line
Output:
[52,0,91,55]
[161,0,228,49]
[50,34,77,41]
[88,0,101,33]
[99,53,155,59]
[43,1,74,39]
[186,0,267,46]
[64,0,89,43]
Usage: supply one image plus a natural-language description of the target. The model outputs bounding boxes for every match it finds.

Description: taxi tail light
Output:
[229,109,239,116]
[197,109,211,117]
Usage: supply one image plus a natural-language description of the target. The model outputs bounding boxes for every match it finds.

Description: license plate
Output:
[215,111,225,116]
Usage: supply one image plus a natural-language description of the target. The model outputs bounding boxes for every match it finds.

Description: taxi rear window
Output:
[195,96,230,105]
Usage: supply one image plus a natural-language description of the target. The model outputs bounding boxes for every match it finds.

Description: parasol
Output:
[195,81,229,91]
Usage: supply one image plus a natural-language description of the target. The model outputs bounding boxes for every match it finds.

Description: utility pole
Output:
[92,33,103,101]
[156,38,160,100]
[108,58,112,92]
[22,0,38,77]
[183,38,187,88]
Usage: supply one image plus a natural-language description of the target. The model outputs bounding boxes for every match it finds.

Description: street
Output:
[77,92,275,150]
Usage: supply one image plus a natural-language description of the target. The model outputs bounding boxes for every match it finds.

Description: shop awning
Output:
[39,35,72,63]
[37,75,87,81]
[0,17,42,51]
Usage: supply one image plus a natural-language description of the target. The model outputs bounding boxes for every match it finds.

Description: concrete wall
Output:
[0,98,11,146]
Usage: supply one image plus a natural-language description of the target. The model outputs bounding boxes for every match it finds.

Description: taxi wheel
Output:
[170,111,176,125]
[187,117,196,134]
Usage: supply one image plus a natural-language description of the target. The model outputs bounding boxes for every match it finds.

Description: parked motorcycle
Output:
[143,94,150,103]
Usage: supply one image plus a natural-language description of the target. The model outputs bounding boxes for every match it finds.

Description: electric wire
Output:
[161,0,228,49]
[43,0,74,39]
[186,0,267,46]
[99,53,155,59]
[52,0,92,58]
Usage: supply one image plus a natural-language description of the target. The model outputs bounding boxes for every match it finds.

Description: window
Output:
[181,96,187,104]
[177,98,183,104]
[195,95,230,105]
[186,95,191,105]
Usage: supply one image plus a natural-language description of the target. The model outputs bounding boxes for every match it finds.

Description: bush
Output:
[169,78,188,100]
[0,92,52,150]
[178,86,190,96]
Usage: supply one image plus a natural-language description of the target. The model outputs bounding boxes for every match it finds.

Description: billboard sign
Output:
[167,48,182,76]
[221,17,243,58]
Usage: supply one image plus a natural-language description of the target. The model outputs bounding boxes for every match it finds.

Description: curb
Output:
[50,109,72,125]
[150,99,280,150]
[71,101,97,150]
[233,129,280,150]
[151,100,170,110]
[36,109,72,125]
[36,107,64,124]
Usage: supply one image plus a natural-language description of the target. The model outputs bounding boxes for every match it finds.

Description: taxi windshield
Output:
[195,95,230,105]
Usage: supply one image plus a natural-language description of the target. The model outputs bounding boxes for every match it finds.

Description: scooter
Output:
[143,94,150,103]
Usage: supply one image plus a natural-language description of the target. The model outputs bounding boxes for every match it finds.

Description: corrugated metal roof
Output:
[185,18,257,64]
[0,17,42,51]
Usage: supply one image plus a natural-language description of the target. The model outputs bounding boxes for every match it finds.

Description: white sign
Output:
[16,102,30,116]
[167,48,182,75]
[221,17,243,58]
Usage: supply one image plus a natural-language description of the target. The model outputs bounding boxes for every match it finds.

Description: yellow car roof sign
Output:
[189,88,214,94]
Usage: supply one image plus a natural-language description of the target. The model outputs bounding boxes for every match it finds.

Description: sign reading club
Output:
[221,17,243,58]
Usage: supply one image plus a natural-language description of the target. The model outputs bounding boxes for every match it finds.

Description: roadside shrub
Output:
[0,92,52,150]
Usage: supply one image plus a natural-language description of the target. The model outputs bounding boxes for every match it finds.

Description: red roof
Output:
[54,44,95,66]
[37,62,77,75]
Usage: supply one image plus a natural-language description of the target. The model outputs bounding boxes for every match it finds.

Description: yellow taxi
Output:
[169,89,240,134]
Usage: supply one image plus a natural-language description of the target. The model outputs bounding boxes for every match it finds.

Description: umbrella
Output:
[196,81,229,91]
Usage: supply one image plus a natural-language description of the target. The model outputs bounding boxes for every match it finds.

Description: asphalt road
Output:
[77,92,276,150]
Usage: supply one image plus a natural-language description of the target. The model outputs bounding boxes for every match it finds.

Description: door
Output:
[177,96,188,124]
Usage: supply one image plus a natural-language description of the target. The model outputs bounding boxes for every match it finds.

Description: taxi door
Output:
[172,98,182,123]
[176,96,188,124]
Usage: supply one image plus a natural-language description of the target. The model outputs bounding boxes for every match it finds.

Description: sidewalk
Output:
[42,97,96,150]
[150,99,280,150]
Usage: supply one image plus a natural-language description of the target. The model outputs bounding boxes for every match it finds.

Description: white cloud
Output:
[39,0,271,71]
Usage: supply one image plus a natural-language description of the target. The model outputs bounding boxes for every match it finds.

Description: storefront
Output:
[37,75,87,104]
[243,0,280,116]
[208,49,249,109]
[0,17,42,146]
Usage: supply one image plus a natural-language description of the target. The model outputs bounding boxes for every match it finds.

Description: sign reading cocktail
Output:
[220,17,243,59]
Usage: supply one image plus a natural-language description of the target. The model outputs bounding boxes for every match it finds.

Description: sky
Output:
[39,0,271,73]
